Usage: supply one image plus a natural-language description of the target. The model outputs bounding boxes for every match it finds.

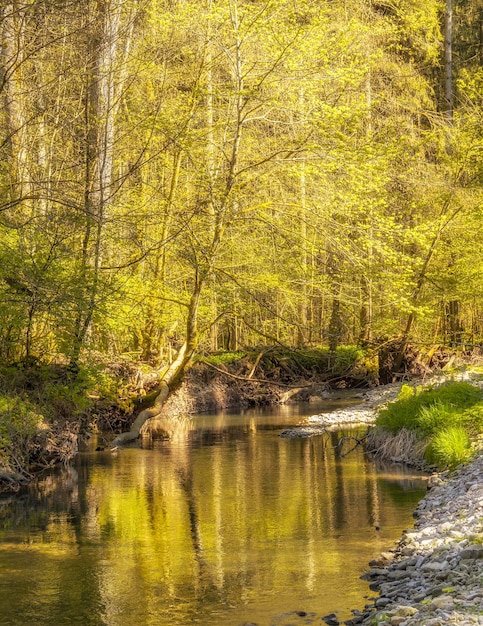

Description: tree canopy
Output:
[1,0,482,368]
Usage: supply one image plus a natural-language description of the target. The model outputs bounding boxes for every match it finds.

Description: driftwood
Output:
[333,434,368,457]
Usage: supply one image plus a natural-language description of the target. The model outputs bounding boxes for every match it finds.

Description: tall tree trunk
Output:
[71,0,127,363]
[296,88,308,347]
[445,0,453,120]
[1,3,30,204]
[358,73,374,345]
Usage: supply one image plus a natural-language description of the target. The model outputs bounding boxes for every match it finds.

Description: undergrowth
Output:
[202,345,374,381]
[373,381,483,469]
[0,357,140,484]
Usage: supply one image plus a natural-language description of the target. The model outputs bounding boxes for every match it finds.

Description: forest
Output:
[0,0,482,462]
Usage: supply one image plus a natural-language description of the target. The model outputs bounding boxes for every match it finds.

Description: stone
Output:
[460,545,483,559]
[387,570,412,580]
[430,595,454,610]
[392,606,419,617]
[422,561,447,572]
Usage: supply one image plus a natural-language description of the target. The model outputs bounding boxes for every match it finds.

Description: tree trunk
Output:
[447,299,463,347]
[1,3,31,204]
[445,0,453,120]
[71,0,126,363]
[112,279,203,446]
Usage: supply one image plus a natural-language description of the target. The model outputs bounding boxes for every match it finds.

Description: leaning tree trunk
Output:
[111,342,192,446]
[113,0,246,446]
[112,279,203,446]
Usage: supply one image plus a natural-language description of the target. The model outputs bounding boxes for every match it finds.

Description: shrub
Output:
[0,395,46,473]
[425,426,472,469]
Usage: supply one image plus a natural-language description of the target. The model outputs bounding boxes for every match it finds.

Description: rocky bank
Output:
[280,382,403,437]
[346,453,483,626]
[278,373,483,626]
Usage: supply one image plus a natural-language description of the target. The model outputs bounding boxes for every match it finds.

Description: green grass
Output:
[425,426,472,469]
[375,381,483,469]
[377,381,482,433]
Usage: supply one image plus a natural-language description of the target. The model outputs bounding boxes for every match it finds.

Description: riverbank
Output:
[344,452,483,626]
[280,382,404,437]
[290,373,483,626]
[275,370,483,625]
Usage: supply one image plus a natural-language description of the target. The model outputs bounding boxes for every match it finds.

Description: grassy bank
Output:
[366,378,483,470]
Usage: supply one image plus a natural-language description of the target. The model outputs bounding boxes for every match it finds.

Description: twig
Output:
[334,434,368,457]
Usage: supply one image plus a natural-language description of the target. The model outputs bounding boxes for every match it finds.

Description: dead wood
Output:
[201,360,312,389]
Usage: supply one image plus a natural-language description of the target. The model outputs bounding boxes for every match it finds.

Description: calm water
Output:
[0,400,427,626]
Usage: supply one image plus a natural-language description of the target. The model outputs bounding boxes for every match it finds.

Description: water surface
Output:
[0,400,426,625]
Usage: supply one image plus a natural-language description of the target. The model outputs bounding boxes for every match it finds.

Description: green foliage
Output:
[2,0,482,364]
[202,351,248,366]
[417,401,455,436]
[288,346,365,373]
[376,381,483,469]
[0,395,46,472]
[377,381,482,433]
[425,426,472,469]
[203,345,366,374]
[460,403,483,438]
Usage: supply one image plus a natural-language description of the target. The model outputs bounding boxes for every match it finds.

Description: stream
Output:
[0,397,427,625]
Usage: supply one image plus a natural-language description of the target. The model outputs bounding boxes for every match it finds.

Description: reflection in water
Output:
[0,404,427,626]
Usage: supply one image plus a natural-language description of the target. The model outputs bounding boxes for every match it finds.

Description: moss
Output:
[201,351,248,366]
